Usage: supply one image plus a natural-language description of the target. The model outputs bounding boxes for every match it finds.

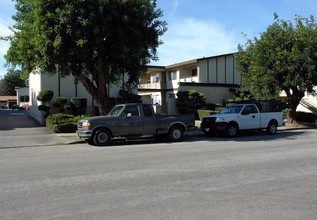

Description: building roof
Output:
[0,96,17,101]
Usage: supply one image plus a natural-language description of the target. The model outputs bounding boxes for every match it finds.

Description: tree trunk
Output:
[285,88,305,124]
[72,71,110,116]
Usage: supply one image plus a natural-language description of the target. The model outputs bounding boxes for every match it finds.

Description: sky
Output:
[1,0,317,79]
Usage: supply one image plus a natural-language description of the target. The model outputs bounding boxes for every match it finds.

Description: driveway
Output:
[0,109,72,148]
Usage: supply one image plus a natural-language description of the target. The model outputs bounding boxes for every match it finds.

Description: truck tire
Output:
[266,121,277,135]
[226,123,238,138]
[93,129,111,146]
[168,126,184,142]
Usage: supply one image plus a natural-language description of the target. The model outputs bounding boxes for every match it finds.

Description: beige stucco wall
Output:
[16,87,29,106]
[179,85,235,105]
[29,70,128,124]
[198,54,241,85]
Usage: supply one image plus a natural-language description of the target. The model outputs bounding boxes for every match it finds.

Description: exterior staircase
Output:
[300,93,317,115]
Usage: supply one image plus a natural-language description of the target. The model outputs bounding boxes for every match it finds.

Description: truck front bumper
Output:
[76,130,93,139]
[201,122,228,133]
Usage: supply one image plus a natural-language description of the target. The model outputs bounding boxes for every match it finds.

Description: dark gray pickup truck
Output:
[76,103,195,146]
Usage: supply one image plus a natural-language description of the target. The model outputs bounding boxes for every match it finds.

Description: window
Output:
[124,105,139,117]
[168,71,177,81]
[142,104,153,117]
[242,105,258,115]
[152,73,160,83]
[192,69,197,76]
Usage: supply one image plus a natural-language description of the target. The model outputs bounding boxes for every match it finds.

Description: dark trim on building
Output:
[179,82,240,88]
[225,56,227,84]
[197,53,235,61]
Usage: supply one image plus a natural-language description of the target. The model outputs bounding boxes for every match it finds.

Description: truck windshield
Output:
[220,105,243,114]
[108,106,124,116]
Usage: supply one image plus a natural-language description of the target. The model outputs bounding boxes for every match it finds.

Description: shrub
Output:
[55,97,67,104]
[38,104,50,112]
[64,105,71,111]
[295,111,317,123]
[197,110,219,120]
[37,89,54,103]
[71,97,87,116]
[176,90,206,116]
[46,113,86,133]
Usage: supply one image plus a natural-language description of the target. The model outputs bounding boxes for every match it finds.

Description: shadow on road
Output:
[89,130,308,148]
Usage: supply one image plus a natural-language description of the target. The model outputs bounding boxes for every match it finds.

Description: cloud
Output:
[153,18,241,65]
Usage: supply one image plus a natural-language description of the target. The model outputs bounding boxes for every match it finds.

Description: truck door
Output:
[239,105,261,130]
[118,105,144,136]
[141,104,157,135]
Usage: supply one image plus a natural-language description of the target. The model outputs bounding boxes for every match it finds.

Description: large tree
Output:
[3,0,167,114]
[235,14,317,123]
[0,69,26,96]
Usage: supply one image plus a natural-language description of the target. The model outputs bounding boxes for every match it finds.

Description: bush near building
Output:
[46,113,86,133]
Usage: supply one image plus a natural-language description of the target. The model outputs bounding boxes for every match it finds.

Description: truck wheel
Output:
[93,129,111,146]
[168,126,184,142]
[226,123,238,138]
[267,122,277,135]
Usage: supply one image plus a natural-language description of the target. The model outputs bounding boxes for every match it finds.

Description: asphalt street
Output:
[0,127,317,219]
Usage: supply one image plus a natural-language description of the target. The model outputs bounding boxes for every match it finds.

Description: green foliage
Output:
[119,89,142,103]
[197,110,219,120]
[55,97,67,104]
[235,14,317,122]
[0,70,26,96]
[71,97,87,116]
[46,113,86,133]
[176,90,206,115]
[38,104,50,112]
[54,97,68,113]
[295,111,317,123]
[3,0,167,115]
[37,89,54,103]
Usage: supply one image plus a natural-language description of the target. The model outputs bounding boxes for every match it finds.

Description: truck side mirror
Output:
[127,113,132,118]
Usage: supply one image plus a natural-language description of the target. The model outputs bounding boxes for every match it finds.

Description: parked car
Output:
[1,104,7,109]
[19,104,30,110]
[201,103,285,137]
[77,103,196,146]
[12,104,19,110]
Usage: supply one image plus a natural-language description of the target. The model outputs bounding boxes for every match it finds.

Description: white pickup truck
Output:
[201,104,285,137]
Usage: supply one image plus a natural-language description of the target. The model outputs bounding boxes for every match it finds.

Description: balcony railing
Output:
[138,82,161,89]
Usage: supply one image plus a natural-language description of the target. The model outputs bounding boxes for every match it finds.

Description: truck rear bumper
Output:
[76,130,93,139]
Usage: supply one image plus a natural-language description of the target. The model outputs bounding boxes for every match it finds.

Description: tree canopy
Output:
[2,0,167,114]
[0,70,26,96]
[235,14,317,123]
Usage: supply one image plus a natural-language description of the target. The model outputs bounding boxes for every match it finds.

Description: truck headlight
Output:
[82,120,91,129]
[215,117,225,122]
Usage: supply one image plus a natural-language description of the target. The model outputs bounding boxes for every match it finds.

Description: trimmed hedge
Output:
[71,97,87,116]
[46,113,86,133]
[197,109,219,120]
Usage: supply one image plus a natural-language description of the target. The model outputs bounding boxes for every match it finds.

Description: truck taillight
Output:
[282,113,285,120]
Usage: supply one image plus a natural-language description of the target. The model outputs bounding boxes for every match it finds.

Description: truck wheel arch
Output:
[226,122,239,137]
[266,120,278,135]
[92,127,113,146]
[168,123,185,141]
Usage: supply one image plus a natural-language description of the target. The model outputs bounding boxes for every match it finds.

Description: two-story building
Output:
[138,53,241,114]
